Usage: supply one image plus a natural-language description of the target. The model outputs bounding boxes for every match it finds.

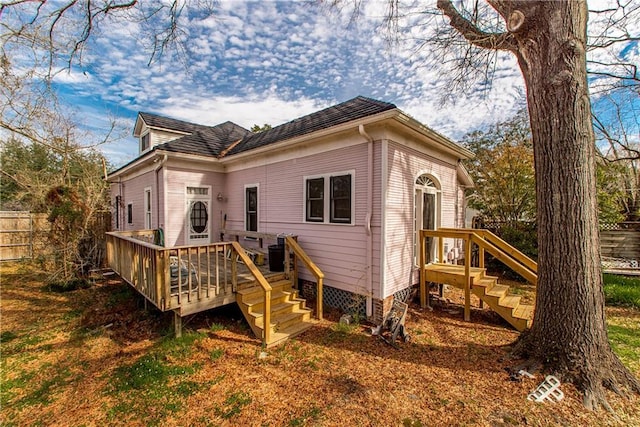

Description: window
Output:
[245,186,258,232]
[306,178,324,222]
[189,201,208,233]
[127,203,133,225]
[144,188,152,229]
[141,133,150,152]
[304,172,354,225]
[330,175,351,223]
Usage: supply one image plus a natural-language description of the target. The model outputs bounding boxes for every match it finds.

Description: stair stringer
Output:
[471,273,534,332]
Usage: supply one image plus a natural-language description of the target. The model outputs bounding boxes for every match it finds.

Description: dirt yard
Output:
[1,263,639,427]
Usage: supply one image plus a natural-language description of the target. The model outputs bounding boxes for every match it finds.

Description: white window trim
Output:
[184,185,212,245]
[144,187,152,229]
[244,183,259,234]
[303,170,356,226]
[140,132,151,153]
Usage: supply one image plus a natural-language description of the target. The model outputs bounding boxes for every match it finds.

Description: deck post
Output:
[174,311,182,338]
[231,248,238,292]
[263,289,271,345]
[317,277,323,320]
[438,236,444,263]
[464,235,471,322]
[284,240,291,279]
[419,231,427,308]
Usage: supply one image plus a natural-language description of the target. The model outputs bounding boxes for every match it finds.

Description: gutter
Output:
[359,124,374,318]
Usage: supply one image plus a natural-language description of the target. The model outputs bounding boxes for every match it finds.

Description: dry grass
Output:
[1,262,639,427]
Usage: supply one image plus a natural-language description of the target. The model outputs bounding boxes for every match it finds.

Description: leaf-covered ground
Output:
[1,263,638,427]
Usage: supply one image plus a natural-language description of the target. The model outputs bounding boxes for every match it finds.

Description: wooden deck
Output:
[106,230,324,346]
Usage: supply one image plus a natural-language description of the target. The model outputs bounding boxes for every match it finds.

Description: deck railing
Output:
[284,236,324,320]
[106,230,269,312]
[419,228,538,321]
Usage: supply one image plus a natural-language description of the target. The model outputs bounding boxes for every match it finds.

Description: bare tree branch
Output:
[436,0,517,51]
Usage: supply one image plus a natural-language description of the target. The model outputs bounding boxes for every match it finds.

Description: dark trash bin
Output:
[268,244,284,272]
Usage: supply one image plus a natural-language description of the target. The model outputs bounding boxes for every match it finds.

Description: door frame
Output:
[185,185,212,245]
[414,174,441,265]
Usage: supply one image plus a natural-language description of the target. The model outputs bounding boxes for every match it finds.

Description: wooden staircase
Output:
[471,273,534,331]
[424,263,534,331]
[421,228,538,332]
[236,276,315,347]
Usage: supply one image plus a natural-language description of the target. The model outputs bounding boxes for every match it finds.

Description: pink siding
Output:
[109,171,157,232]
[164,168,225,247]
[383,141,460,298]
[224,143,383,298]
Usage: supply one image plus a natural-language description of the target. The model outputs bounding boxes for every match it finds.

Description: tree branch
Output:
[436,0,517,51]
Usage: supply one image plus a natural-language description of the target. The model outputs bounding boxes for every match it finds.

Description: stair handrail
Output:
[421,228,538,285]
[230,241,273,345]
[469,234,538,285]
[440,227,537,274]
[284,236,324,320]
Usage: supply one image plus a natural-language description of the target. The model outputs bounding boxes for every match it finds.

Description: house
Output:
[106,96,474,332]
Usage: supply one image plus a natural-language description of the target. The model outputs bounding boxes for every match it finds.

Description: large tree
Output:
[2,0,638,409]
[436,0,639,409]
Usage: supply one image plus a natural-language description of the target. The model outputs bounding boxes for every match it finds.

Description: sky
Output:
[5,1,639,167]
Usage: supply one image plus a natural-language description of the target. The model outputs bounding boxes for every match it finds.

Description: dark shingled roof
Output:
[131,96,395,162]
[226,96,396,156]
[155,121,250,157]
[138,112,211,134]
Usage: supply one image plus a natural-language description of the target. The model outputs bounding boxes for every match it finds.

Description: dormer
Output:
[133,112,199,155]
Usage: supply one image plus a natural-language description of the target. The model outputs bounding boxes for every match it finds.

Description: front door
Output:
[186,186,211,245]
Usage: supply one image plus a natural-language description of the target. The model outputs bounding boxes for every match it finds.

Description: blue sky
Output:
[7,1,639,167]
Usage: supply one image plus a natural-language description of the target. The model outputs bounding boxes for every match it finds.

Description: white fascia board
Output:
[220,110,399,166]
[457,162,474,188]
[107,150,223,182]
[133,114,192,138]
[106,152,156,182]
[393,113,474,160]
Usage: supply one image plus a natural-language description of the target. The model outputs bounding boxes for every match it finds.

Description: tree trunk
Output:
[508,1,640,409]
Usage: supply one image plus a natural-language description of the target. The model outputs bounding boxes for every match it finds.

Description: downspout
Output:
[359,124,374,318]
[154,154,168,243]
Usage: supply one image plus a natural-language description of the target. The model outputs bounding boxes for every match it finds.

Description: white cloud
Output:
[34,0,632,167]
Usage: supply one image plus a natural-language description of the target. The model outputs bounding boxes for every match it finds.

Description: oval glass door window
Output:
[190,201,208,233]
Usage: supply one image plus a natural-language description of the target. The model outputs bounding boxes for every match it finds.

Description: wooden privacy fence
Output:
[0,212,49,261]
[600,222,640,260]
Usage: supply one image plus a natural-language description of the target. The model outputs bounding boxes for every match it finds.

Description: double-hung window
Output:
[304,172,354,225]
[144,188,152,229]
[141,133,150,152]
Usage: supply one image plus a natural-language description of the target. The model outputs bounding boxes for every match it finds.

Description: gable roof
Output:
[136,112,210,135]
[110,95,471,179]
[226,96,396,156]
[155,121,250,157]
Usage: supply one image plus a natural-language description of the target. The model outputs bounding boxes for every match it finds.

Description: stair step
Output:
[498,295,521,309]
[236,279,293,299]
[474,277,495,288]
[248,300,305,318]
[240,289,297,308]
[513,304,535,320]
[266,319,316,348]
[484,284,510,299]
[255,308,312,330]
